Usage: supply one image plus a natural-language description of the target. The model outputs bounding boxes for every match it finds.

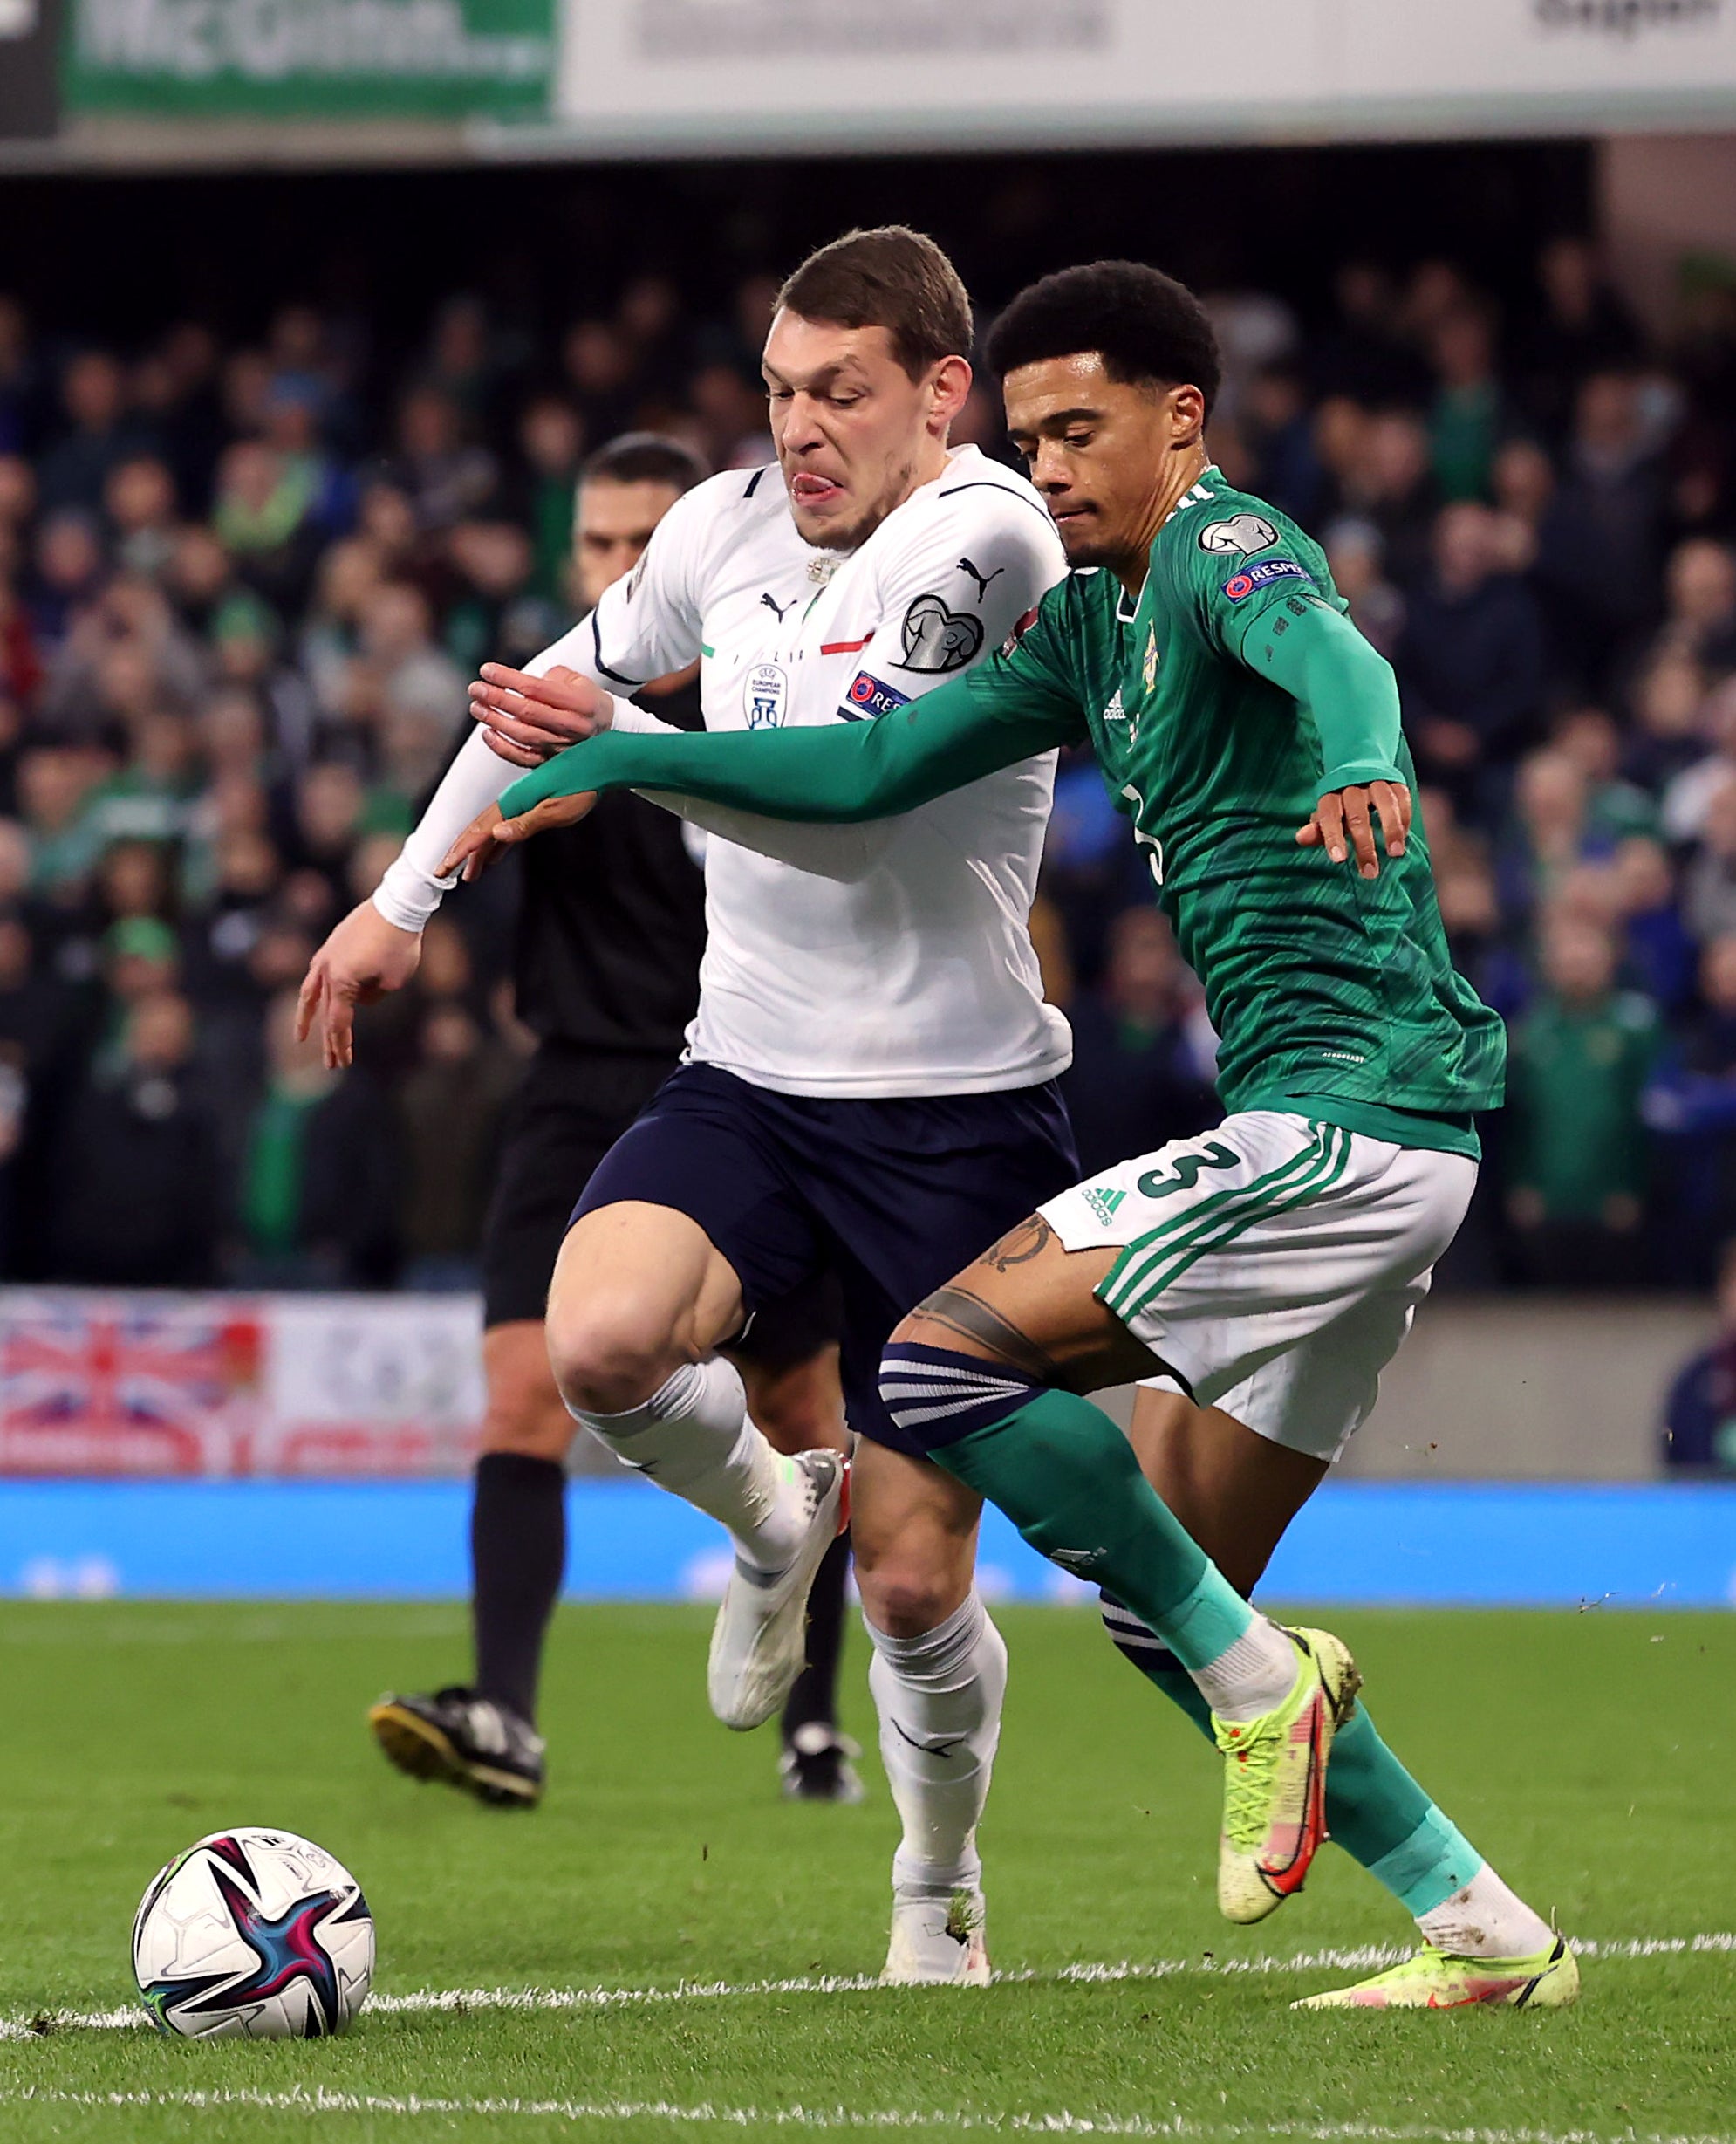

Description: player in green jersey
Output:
[449,262,1576,2011]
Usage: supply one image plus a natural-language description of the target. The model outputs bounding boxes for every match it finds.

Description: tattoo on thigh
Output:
[981,1214,1055,1272]
[915,1285,1063,1385]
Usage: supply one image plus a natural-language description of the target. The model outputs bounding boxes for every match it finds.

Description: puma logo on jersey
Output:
[956,556,1005,600]
[761,592,796,621]
[896,593,984,674]
[1137,1142,1240,1199]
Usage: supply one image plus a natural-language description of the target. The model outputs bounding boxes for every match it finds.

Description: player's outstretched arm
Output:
[438,675,1074,878]
[1244,600,1411,879]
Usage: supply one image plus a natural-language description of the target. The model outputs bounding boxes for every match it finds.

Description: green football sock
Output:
[1104,1606,1484,1918]
[933,1387,1259,1670]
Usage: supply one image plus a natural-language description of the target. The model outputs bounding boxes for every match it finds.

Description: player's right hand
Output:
[468,663,614,766]
[296,900,424,1072]
[1295,780,1411,879]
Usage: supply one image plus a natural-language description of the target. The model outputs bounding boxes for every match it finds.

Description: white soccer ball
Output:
[131,1827,373,2039]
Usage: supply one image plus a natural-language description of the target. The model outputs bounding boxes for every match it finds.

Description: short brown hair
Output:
[776,227,973,382]
[582,430,708,492]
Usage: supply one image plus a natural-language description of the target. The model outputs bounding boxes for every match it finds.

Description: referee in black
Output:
[300,434,858,1807]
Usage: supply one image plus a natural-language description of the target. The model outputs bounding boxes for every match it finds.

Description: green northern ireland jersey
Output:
[961,474,1506,1149]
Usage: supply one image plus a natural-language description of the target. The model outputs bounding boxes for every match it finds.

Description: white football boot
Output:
[707,1446,849,1731]
[883,1889,991,1986]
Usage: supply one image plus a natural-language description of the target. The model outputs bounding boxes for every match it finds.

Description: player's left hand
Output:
[468,663,614,767]
[1295,781,1411,879]
[439,793,599,881]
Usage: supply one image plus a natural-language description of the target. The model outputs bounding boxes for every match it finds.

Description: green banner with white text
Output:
[65,0,554,117]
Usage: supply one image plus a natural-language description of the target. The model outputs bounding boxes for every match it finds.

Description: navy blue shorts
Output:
[572,1063,1079,1457]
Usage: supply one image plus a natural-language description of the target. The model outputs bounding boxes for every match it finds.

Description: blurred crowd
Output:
[2,234,1736,1298]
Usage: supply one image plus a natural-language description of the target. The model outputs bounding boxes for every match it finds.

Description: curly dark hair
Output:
[985,262,1221,416]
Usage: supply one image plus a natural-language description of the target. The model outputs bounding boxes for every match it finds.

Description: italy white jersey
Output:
[377,445,1070,1099]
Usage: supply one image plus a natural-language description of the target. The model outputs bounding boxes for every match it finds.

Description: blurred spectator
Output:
[36,353,145,516]
[1646,538,1736,680]
[46,989,220,1285]
[1644,935,1736,1280]
[1489,435,1555,563]
[231,989,396,1288]
[1629,653,1712,795]
[396,1002,517,1288]
[1060,908,1220,1179]
[1311,263,1432,408]
[1518,238,1643,439]
[511,395,584,602]
[104,456,180,581]
[1611,835,1695,1015]
[28,510,105,654]
[1426,305,1505,503]
[1660,1237,1736,1472]
[0,298,34,456]
[1506,916,1657,1285]
[1335,409,1439,588]
[387,386,497,533]
[1681,777,1736,943]
[1323,519,1403,659]
[1396,502,1546,802]
[1534,371,1668,697]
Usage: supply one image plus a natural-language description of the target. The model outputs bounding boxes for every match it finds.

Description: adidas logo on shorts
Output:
[1083,1184,1126,1225]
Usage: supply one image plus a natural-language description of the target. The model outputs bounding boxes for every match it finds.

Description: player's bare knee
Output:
[856,1553,970,1639]
[546,1293,686,1417]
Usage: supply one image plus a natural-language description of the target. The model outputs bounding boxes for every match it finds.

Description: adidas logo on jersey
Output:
[1083,1184,1126,1224]
[1102,690,1127,725]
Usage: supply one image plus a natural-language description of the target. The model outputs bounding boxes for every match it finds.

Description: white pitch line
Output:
[0,2087,1732,2144]
[4,1932,1730,2045]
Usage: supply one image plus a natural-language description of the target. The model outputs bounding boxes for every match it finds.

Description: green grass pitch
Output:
[1,1599,1732,2141]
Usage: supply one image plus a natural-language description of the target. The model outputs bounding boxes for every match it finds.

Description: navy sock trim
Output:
[878,1341,1042,1451]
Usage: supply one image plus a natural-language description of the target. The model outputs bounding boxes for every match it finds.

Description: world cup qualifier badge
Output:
[1198,513,1279,556]
[1221,559,1311,601]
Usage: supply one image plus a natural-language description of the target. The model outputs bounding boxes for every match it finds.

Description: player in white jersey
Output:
[301,229,1076,1983]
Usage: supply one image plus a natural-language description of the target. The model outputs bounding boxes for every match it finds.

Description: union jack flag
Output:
[0,1292,263,1476]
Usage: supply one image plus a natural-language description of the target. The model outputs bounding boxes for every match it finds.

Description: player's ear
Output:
[929,354,974,434]
[1168,382,1207,449]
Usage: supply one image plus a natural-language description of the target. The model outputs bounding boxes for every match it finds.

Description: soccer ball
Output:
[131,1828,373,2039]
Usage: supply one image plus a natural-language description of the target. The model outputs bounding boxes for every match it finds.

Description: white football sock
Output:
[1190,1616,1299,1723]
[571,1358,805,1571]
[1416,1863,1555,1959]
[866,1590,1007,1901]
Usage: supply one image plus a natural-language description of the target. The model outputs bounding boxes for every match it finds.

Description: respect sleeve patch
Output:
[1221,558,1312,601]
[837,671,913,722]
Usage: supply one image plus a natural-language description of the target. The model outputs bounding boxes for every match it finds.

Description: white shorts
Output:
[1040,1110,1476,1463]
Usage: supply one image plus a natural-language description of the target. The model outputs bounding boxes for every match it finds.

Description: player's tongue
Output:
[792,473,844,507]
